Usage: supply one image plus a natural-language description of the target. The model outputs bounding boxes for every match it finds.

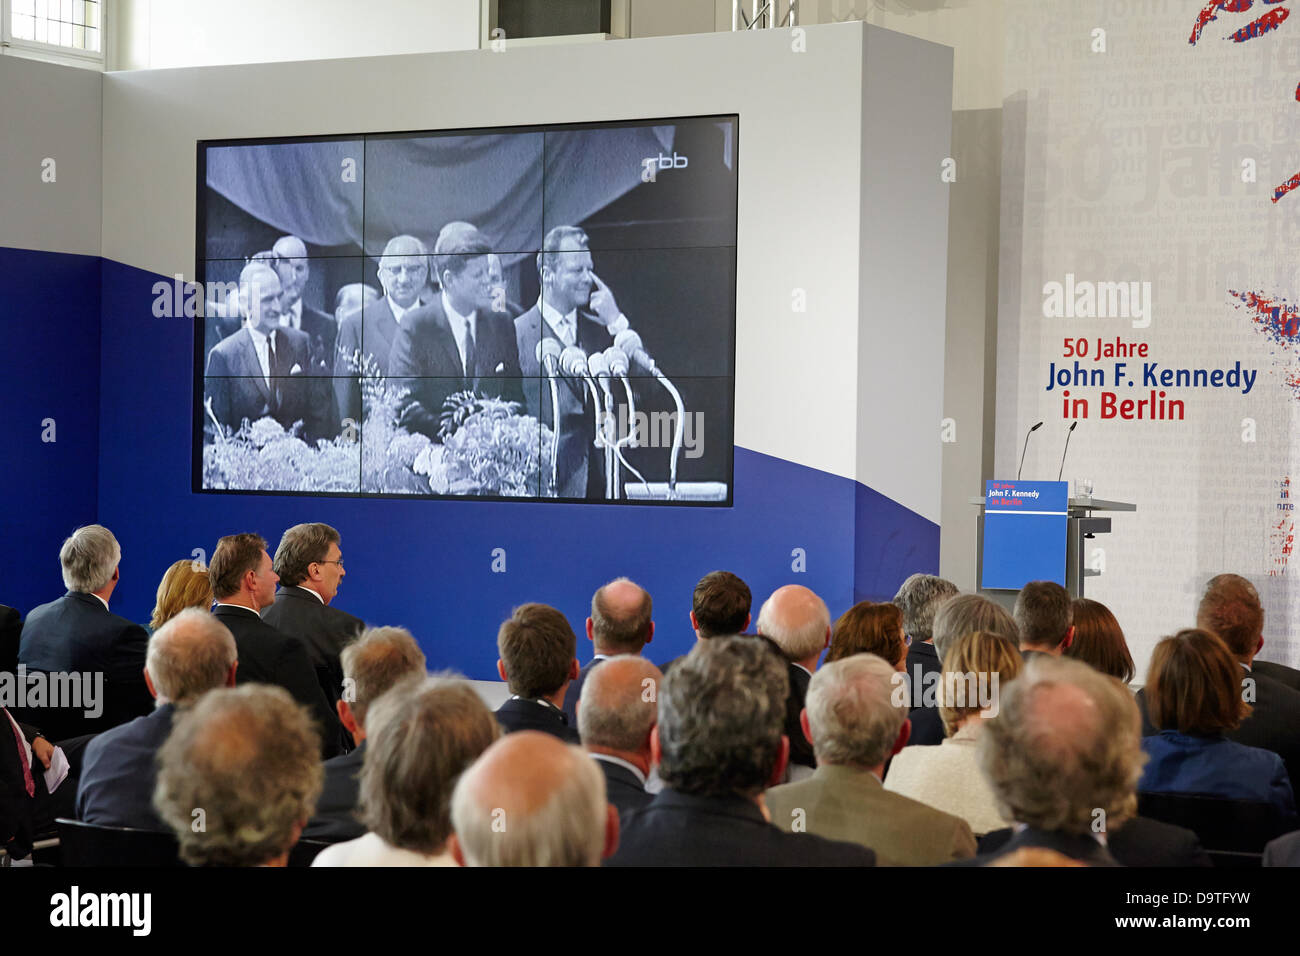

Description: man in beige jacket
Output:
[765,654,976,865]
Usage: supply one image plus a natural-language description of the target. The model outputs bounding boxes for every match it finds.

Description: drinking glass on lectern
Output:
[1074,479,1094,501]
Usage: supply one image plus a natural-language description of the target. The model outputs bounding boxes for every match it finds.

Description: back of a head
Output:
[933,594,1018,662]
[1146,628,1250,736]
[1013,581,1073,651]
[1196,573,1264,660]
[938,630,1023,734]
[497,604,576,699]
[805,654,906,768]
[360,675,499,855]
[756,584,830,663]
[340,626,428,731]
[978,655,1145,836]
[450,731,607,866]
[692,571,751,637]
[152,558,216,630]
[153,684,322,866]
[272,522,340,587]
[657,635,788,798]
[578,655,662,751]
[146,608,237,706]
[208,533,267,601]
[826,601,906,667]
[1064,597,1135,683]
[60,524,121,593]
[893,574,959,643]
[590,578,653,654]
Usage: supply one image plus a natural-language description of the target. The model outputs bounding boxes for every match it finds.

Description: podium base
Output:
[622,482,728,502]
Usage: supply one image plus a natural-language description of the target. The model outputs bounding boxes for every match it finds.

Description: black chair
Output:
[56,818,182,867]
[1136,792,1291,860]
[288,837,333,867]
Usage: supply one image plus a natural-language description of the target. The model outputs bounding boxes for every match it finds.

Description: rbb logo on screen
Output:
[641,152,689,182]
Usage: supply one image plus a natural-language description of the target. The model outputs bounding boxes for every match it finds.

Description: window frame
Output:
[1,0,107,70]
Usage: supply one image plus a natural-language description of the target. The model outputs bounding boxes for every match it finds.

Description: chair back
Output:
[1136,792,1291,853]
[57,818,182,867]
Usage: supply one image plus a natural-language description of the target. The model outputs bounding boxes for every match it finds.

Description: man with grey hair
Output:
[154,684,323,867]
[606,636,875,866]
[303,626,427,842]
[76,609,237,830]
[959,655,1146,866]
[449,730,618,867]
[578,655,663,817]
[765,654,976,864]
[1013,580,1074,658]
[755,585,831,773]
[894,574,959,734]
[561,577,654,725]
[19,524,152,737]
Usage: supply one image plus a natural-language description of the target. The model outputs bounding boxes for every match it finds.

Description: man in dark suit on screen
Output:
[204,262,312,437]
[606,636,876,866]
[514,225,633,498]
[389,223,524,439]
[272,235,339,439]
[208,533,344,759]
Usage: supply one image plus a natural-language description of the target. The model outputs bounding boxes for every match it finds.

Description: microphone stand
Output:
[540,357,561,494]
[652,368,685,495]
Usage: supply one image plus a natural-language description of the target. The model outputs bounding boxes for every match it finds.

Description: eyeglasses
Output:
[317,559,344,568]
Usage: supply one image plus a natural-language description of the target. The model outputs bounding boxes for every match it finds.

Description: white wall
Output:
[110,0,480,70]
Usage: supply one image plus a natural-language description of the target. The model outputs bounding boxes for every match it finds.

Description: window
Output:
[3,0,105,67]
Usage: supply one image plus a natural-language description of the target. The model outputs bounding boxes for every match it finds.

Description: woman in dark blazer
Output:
[1140,628,1298,825]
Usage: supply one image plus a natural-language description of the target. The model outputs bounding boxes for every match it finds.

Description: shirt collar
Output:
[442,289,476,332]
[388,295,413,325]
[215,602,261,617]
[86,592,109,612]
[590,752,648,787]
[279,300,303,328]
[247,324,270,347]
[290,585,325,604]
[792,662,813,679]
[538,297,577,334]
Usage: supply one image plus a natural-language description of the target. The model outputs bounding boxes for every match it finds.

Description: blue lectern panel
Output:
[981,479,1068,590]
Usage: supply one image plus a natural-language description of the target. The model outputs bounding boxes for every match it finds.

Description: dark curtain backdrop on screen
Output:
[194,115,737,505]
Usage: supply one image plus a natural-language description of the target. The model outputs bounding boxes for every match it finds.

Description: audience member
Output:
[1064,597,1135,683]
[961,655,1146,866]
[885,630,1020,835]
[261,523,364,707]
[893,574,959,750]
[755,584,832,772]
[303,626,427,842]
[76,609,237,831]
[826,601,906,668]
[577,655,662,818]
[1198,573,1300,693]
[17,524,152,737]
[931,593,1018,663]
[1,706,63,860]
[765,654,976,864]
[449,730,617,866]
[494,603,580,743]
[314,676,498,866]
[606,636,875,866]
[208,533,344,758]
[154,684,323,867]
[1139,629,1297,824]
[1013,581,1074,658]
[561,577,654,726]
[149,560,215,632]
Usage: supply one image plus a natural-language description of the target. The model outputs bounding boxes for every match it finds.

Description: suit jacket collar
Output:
[213,603,261,619]
[592,753,648,788]
[281,585,325,606]
[909,641,939,663]
[1002,826,1117,866]
[651,787,767,824]
[67,591,110,613]
[811,763,885,790]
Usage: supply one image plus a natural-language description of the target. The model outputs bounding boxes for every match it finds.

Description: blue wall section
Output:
[0,247,101,613]
[6,252,938,677]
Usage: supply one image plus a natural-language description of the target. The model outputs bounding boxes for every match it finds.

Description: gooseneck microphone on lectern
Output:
[535,339,564,492]
[1016,421,1044,481]
[1057,420,1079,482]
[615,329,685,491]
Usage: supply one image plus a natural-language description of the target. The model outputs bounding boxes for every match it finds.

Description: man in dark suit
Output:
[514,225,633,499]
[607,636,876,866]
[1013,580,1075,658]
[334,235,428,425]
[304,625,427,842]
[75,608,237,831]
[494,604,581,744]
[755,585,832,774]
[978,815,1212,867]
[577,655,662,819]
[204,262,313,438]
[208,532,344,759]
[951,655,1147,867]
[895,573,959,746]
[389,224,525,441]
[272,235,340,440]
[661,570,753,674]
[17,525,152,738]
[561,577,655,726]
[261,522,363,707]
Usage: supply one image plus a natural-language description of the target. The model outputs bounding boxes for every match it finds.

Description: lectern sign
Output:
[981,479,1069,590]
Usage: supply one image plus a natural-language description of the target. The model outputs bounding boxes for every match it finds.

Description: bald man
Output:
[561,578,654,726]
[578,656,662,818]
[205,261,312,436]
[448,731,618,866]
[756,585,832,774]
[334,235,429,425]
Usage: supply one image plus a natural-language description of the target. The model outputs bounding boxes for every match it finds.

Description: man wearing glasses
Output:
[261,523,364,756]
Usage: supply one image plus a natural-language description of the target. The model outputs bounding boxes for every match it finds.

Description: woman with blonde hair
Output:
[150,559,215,631]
